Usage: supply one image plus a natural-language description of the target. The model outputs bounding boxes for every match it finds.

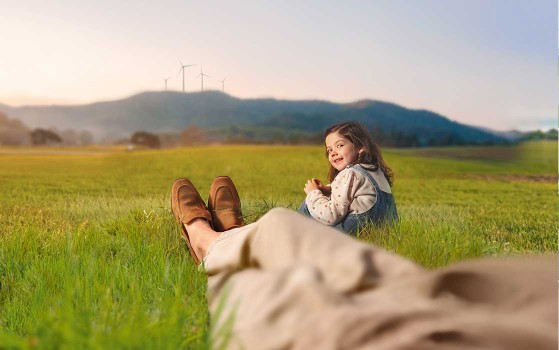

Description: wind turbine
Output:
[177,58,196,92]
[163,77,171,91]
[197,66,210,91]
[218,77,226,92]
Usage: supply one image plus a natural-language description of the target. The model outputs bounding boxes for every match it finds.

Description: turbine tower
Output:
[177,58,196,92]
[218,77,226,92]
[197,67,210,91]
[163,77,171,91]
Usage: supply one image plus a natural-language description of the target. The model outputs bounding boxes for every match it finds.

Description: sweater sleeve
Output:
[305,168,362,225]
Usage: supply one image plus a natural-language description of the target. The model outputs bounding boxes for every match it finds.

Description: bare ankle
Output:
[184,219,219,259]
[186,218,211,231]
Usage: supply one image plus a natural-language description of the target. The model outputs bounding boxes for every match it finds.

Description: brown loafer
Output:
[171,178,212,264]
[208,176,244,232]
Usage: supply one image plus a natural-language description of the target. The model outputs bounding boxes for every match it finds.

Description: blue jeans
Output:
[298,201,364,235]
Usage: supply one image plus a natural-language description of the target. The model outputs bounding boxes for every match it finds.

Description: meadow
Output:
[0,141,556,349]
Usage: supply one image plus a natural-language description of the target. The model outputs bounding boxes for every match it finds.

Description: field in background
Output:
[0,141,556,348]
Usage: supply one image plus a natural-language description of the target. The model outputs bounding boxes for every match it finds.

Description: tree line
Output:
[0,111,94,146]
[2,110,555,148]
[125,125,495,149]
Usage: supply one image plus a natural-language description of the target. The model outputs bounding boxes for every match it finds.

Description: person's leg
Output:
[199,208,421,349]
[203,207,422,296]
[183,218,219,259]
[297,200,311,217]
[197,209,557,349]
[172,176,244,263]
[209,261,342,349]
[335,213,361,235]
[171,178,214,264]
[291,255,557,350]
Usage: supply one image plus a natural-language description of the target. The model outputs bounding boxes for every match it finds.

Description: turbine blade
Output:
[178,57,184,66]
[177,67,183,77]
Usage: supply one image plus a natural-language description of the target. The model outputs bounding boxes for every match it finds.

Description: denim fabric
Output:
[298,164,398,235]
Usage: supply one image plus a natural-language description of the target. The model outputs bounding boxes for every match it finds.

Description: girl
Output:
[298,121,398,234]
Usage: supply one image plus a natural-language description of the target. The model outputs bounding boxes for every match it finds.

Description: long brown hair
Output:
[325,121,394,186]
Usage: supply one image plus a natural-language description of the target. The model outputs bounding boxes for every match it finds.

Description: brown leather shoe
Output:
[171,178,212,264]
[208,176,244,232]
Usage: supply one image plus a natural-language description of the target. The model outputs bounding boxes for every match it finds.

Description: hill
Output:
[0,91,506,146]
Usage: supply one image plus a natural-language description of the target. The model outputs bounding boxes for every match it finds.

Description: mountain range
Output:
[0,91,507,146]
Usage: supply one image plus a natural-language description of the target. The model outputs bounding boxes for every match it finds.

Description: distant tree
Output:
[307,132,323,144]
[79,130,94,145]
[0,111,30,145]
[521,129,558,141]
[402,133,421,147]
[426,131,467,147]
[369,125,388,146]
[158,132,181,148]
[288,132,304,144]
[130,131,160,148]
[61,128,79,145]
[30,128,62,145]
[546,129,558,140]
[270,130,285,144]
[389,131,421,147]
[180,125,207,146]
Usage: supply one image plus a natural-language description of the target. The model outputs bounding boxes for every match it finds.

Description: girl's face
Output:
[325,131,363,171]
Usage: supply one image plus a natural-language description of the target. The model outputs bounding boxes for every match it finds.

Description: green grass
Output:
[0,141,556,348]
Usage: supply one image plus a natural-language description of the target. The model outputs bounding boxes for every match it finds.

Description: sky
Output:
[0,0,556,131]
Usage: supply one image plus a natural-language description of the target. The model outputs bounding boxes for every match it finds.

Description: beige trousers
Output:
[203,208,557,350]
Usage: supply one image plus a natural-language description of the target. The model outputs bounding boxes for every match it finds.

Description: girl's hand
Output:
[304,179,320,194]
[312,178,331,196]
[313,178,324,188]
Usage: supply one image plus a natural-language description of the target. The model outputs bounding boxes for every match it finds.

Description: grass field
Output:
[0,141,556,348]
